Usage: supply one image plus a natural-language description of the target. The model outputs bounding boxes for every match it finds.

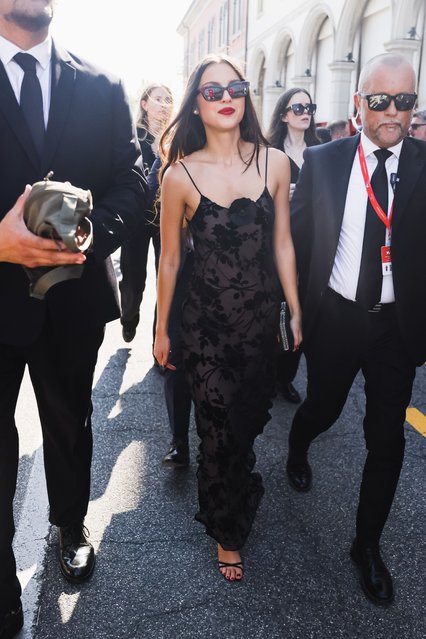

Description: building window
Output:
[233,0,242,34]
[198,29,205,60]
[219,2,229,47]
[189,40,196,72]
[207,18,215,53]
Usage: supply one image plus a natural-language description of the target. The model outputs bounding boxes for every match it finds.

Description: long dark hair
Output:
[267,87,320,149]
[160,54,268,179]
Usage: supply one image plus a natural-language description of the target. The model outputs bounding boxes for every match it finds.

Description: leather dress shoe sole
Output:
[286,456,312,492]
[350,541,394,606]
[0,605,23,639]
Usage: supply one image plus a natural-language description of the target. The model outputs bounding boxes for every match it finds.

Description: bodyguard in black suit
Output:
[286,53,426,605]
[0,1,145,636]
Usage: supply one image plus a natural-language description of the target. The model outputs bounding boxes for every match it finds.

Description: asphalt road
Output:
[13,253,426,639]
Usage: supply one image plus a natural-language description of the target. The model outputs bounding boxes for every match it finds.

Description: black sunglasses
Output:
[410,122,426,130]
[197,80,250,102]
[358,92,417,112]
[284,103,317,116]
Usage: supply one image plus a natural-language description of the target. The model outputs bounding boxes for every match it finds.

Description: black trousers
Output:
[289,288,416,544]
[119,217,160,339]
[163,250,194,446]
[0,322,104,614]
[276,348,302,386]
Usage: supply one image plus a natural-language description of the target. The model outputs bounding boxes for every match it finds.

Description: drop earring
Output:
[193,108,199,115]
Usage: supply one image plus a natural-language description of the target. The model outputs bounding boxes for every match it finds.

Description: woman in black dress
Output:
[268,88,320,403]
[119,83,173,344]
[154,55,301,581]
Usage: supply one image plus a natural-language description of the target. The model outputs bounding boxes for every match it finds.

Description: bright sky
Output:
[51,0,193,105]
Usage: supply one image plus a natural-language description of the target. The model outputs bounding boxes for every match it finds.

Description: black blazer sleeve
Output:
[85,79,147,262]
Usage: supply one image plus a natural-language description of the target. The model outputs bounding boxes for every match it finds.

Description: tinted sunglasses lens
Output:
[366,94,389,111]
[395,93,417,110]
[228,81,249,98]
[201,86,224,101]
[290,103,315,115]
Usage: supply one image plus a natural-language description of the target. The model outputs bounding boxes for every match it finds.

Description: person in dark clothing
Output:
[148,156,193,467]
[267,87,320,403]
[0,2,145,636]
[119,83,173,346]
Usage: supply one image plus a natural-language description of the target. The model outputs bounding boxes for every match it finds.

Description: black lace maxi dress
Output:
[179,160,280,551]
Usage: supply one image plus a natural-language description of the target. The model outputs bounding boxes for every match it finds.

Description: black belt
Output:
[326,287,395,313]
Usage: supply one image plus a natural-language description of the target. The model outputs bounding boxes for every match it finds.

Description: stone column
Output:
[384,38,422,63]
[289,74,314,92]
[262,86,284,130]
[328,60,356,121]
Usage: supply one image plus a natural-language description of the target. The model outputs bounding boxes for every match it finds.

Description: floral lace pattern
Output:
[182,187,280,550]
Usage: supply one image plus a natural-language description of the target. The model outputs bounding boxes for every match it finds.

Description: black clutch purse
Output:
[279,301,294,351]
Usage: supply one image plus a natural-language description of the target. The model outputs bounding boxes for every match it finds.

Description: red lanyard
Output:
[358,143,393,234]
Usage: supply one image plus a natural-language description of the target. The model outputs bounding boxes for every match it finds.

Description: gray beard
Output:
[5,9,53,32]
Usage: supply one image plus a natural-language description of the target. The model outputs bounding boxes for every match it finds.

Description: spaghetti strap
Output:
[265,147,269,187]
[179,161,202,195]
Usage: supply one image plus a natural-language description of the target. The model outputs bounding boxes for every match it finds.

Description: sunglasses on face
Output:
[284,102,317,116]
[358,92,417,111]
[197,80,250,102]
[148,95,172,106]
[410,122,426,130]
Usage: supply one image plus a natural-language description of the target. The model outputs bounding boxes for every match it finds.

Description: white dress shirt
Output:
[328,130,402,303]
[0,34,52,127]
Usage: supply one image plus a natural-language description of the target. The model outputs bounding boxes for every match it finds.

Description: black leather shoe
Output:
[286,452,312,492]
[350,539,394,605]
[122,325,136,343]
[59,522,95,583]
[0,604,23,639]
[281,382,301,404]
[162,444,189,467]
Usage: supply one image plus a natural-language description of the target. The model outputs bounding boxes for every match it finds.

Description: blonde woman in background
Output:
[120,84,173,348]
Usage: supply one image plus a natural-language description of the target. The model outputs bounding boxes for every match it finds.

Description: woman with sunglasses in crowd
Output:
[119,83,173,346]
[268,88,320,404]
[154,55,301,581]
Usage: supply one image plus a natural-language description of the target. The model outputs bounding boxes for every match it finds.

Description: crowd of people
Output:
[0,1,425,637]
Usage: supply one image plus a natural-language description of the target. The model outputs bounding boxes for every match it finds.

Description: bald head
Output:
[358,53,416,94]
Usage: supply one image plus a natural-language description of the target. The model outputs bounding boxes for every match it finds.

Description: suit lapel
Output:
[391,138,424,234]
[41,42,76,175]
[0,60,41,170]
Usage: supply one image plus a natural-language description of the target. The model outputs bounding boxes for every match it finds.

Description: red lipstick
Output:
[218,107,235,115]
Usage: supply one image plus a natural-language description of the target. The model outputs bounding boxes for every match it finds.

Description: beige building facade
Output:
[179,0,426,128]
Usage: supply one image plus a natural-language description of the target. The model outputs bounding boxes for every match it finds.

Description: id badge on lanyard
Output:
[358,144,395,278]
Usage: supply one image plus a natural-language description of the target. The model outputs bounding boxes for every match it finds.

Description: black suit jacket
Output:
[291,133,426,366]
[0,41,146,345]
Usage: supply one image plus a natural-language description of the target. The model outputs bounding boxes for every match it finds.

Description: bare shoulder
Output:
[267,146,290,171]
[162,162,188,191]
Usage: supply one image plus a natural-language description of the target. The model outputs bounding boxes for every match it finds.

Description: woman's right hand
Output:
[153,333,176,371]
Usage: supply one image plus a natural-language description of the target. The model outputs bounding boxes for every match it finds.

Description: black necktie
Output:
[14,52,45,156]
[356,148,392,310]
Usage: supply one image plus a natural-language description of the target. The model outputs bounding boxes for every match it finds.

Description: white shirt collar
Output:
[0,34,51,70]
[360,130,403,160]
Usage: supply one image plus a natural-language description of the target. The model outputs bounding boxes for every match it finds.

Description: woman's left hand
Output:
[290,314,303,351]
